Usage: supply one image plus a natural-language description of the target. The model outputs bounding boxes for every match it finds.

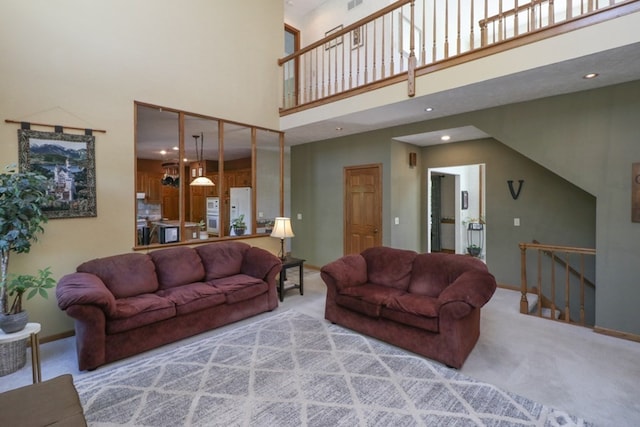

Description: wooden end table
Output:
[278,256,305,302]
[0,322,42,384]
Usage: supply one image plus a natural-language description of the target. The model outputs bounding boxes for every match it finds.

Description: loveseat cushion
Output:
[408,253,488,297]
[380,307,440,333]
[77,253,159,299]
[150,247,205,290]
[106,294,176,334]
[196,242,250,280]
[336,284,406,317]
[156,282,227,315]
[361,246,417,291]
[209,274,267,304]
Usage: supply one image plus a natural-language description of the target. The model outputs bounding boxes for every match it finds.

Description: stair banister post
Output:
[519,243,529,314]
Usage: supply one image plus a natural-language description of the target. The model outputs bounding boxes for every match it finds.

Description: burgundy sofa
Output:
[56,241,281,371]
[321,246,497,368]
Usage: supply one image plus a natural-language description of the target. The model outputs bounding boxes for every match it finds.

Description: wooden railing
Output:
[519,242,596,326]
[279,0,638,112]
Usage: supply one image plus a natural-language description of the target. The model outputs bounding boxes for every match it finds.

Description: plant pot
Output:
[0,311,29,334]
[467,246,482,257]
[199,231,209,240]
[234,227,246,236]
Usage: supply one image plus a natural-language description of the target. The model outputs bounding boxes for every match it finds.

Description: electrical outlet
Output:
[514,218,520,226]
[394,217,400,225]
[297,213,302,220]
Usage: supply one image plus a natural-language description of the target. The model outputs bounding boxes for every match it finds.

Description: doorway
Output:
[344,164,382,255]
[428,164,486,260]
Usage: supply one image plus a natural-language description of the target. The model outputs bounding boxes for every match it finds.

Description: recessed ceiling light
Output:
[160,150,167,155]
[441,135,451,141]
[173,146,179,151]
[336,127,343,131]
[583,73,599,79]
[425,107,434,112]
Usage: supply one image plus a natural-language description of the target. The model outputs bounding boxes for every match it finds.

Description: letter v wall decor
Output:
[508,180,524,200]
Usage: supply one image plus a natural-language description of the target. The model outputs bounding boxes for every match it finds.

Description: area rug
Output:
[74,310,591,426]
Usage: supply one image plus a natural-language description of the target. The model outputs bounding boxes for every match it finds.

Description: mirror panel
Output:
[223,123,253,236]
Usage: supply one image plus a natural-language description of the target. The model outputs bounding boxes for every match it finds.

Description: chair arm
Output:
[241,246,282,282]
[320,254,368,292]
[438,270,497,309]
[56,272,117,317]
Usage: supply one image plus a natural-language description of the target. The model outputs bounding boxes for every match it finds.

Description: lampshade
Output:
[190,176,215,186]
[271,217,294,239]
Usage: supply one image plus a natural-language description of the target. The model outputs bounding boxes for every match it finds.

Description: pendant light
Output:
[190,132,215,187]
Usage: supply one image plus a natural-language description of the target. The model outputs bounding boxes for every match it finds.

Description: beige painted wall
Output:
[0,1,283,338]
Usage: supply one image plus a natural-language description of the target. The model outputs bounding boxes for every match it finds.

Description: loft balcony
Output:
[280,0,640,144]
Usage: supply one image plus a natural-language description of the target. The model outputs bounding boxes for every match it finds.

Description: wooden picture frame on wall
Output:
[18,129,97,219]
[325,25,343,50]
[632,162,640,222]
[352,26,364,49]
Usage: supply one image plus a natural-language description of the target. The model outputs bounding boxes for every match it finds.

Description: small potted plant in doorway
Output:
[231,214,246,236]
[198,220,208,240]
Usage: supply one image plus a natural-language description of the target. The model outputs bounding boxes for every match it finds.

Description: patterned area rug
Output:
[75,310,591,426]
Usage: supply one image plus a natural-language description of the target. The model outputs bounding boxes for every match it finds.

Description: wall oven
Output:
[206,197,219,236]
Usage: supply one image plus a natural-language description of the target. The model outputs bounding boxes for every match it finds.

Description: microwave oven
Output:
[159,226,180,244]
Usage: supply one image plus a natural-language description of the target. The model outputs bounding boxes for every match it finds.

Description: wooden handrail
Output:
[519,241,596,326]
[279,0,640,112]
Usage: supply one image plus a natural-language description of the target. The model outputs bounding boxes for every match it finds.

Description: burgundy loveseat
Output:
[321,246,497,368]
[56,241,281,371]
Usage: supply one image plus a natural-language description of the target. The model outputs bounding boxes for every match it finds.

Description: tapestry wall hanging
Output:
[18,129,97,219]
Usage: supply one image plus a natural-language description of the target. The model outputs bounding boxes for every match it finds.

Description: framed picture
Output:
[352,26,364,49]
[18,129,97,219]
[325,25,343,50]
[461,190,469,210]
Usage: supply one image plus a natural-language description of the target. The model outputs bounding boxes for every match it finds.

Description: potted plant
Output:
[0,164,52,332]
[2,267,55,333]
[198,220,208,240]
[467,244,482,257]
[231,214,246,236]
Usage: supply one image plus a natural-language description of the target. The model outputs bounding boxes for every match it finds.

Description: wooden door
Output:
[344,164,382,255]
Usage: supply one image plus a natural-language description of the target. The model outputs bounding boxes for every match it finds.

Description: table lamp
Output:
[271,217,294,260]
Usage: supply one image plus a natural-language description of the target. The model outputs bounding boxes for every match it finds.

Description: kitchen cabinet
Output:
[162,185,179,220]
[137,172,162,203]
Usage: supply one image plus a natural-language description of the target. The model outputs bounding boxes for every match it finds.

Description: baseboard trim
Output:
[593,326,640,344]
[40,330,75,344]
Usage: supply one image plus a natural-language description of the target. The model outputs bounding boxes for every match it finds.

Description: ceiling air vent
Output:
[347,0,363,11]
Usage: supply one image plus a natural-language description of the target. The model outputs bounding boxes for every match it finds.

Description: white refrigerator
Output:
[229,187,252,236]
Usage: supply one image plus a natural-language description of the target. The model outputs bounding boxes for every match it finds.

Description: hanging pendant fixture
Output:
[190,132,215,187]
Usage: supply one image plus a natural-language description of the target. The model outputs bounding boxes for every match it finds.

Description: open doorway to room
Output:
[428,164,486,261]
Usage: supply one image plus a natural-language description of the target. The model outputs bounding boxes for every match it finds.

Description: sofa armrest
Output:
[320,254,368,292]
[240,246,281,282]
[438,270,497,310]
[56,272,117,317]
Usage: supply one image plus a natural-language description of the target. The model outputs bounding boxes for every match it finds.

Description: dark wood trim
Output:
[594,326,640,344]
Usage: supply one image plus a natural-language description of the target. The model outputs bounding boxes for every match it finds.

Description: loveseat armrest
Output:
[438,270,497,311]
[320,254,368,292]
[241,246,282,282]
[56,272,117,317]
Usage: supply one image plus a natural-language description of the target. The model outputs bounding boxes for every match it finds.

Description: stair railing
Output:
[519,242,596,326]
[279,0,639,112]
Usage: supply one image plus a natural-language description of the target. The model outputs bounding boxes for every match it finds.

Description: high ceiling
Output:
[282,1,640,146]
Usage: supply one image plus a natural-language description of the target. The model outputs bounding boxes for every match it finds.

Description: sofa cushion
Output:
[386,293,440,317]
[106,294,176,334]
[77,253,159,299]
[408,253,488,297]
[361,246,417,291]
[209,274,267,304]
[380,307,440,333]
[336,284,406,318]
[150,247,206,290]
[196,242,250,280]
[156,283,227,315]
